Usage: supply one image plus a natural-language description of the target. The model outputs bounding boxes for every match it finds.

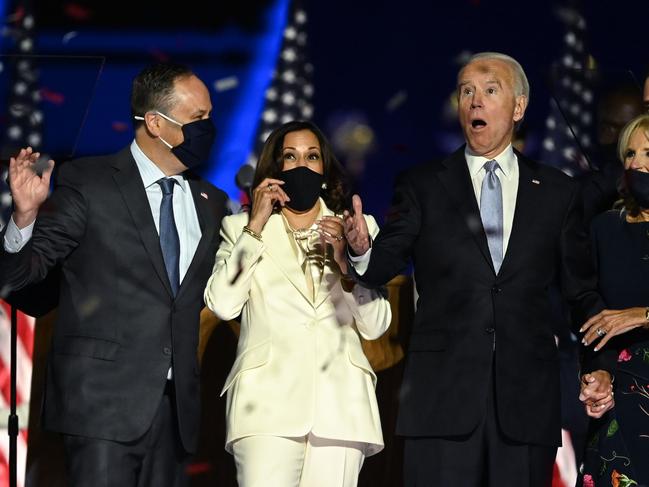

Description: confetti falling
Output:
[213,76,239,92]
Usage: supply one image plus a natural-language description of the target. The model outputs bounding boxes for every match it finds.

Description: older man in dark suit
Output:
[343,52,612,486]
[1,63,228,487]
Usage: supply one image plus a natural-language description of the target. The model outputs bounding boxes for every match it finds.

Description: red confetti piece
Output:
[8,6,25,23]
[148,49,170,63]
[111,121,129,132]
[64,3,92,21]
[185,462,212,476]
[40,88,65,105]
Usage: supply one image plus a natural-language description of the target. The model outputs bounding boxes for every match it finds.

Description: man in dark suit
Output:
[1,63,228,487]
[343,52,612,486]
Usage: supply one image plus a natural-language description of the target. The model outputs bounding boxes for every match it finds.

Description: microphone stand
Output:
[9,305,18,487]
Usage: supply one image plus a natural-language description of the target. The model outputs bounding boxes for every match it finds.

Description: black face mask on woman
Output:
[134,111,216,169]
[280,166,324,212]
[625,169,649,209]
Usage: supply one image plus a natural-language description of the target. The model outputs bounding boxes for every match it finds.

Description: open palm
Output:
[8,147,54,223]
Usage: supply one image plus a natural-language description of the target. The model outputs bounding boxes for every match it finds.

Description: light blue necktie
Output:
[157,178,180,296]
[480,160,503,274]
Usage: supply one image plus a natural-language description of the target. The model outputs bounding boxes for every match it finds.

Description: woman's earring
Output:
[321,182,327,190]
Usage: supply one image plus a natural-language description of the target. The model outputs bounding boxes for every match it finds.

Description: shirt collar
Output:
[465,144,517,180]
[130,140,187,192]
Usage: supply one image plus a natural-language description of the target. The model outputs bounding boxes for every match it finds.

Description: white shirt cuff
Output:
[3,216,34,253]
[349,248,371,276]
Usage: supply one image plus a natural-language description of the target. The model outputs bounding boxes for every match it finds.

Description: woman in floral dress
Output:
[580,114,649,487]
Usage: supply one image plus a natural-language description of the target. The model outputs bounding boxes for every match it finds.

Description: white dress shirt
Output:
[465,144,519,255]
[350,144,520,275]
[129,140,202,283]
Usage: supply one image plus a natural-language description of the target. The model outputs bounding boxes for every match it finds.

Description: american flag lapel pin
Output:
[200,192,209,199]
[532,179,540,185]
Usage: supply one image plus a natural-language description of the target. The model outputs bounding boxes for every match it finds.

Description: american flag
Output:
[539,6,596,177]
[249,0,314,166]
[540,7,593,486]
[0,304,33,487]
[0,3,41,486]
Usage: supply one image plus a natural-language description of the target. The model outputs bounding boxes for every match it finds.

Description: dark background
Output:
[4,0,649,218]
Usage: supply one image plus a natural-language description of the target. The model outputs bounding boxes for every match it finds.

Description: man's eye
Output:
[487,88,496,94]
[625,150,635,159]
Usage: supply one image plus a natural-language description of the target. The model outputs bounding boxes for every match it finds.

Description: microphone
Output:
[235,164,255,191]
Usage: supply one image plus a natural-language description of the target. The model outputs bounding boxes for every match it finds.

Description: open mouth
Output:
[471,119,487,129]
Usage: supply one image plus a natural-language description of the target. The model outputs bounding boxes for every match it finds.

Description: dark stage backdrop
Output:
[0,0,646,218]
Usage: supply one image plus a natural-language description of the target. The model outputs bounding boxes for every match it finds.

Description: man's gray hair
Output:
[460,52,530,100]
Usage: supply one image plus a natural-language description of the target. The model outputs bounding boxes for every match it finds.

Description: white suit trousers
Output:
[232,433,365,487]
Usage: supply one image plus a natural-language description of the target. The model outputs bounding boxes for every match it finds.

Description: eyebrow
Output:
[283,146,320,150]
[457,79,502,88]
[190,108,209,118]
[485,79,502,87]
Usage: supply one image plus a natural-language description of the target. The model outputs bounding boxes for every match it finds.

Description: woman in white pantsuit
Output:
[204,121,391,487]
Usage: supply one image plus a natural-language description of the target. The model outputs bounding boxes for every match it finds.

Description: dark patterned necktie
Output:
[157,178,180,296]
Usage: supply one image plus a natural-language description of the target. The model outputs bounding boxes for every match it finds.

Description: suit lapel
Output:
[111,149,173,298]
[436,148,494,272]
[499,154,539,275]
[262,213,313,305]
[175,177,218,301]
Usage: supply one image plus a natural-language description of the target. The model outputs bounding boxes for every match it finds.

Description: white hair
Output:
[460,52,530,100]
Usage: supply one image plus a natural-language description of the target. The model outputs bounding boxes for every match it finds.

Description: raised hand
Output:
[317,215,347,274]
[247,178,290,234]
[8,147,55,228]
[342,194,370,256]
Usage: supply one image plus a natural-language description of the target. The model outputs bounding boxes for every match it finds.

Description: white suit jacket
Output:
[204,200,391,455]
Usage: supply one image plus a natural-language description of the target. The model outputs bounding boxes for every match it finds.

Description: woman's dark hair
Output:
[252,120,350,213]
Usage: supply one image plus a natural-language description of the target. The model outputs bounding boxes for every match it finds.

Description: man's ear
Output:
[144,112,162,136]
[513,95,528,122]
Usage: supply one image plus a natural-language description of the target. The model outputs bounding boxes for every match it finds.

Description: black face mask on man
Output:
[135,111,216,169]
[280,166,325,212]
[626,169,649,209]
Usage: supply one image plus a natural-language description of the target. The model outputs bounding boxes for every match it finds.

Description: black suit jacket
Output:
[358,146,604,447]
[0,147,227,452]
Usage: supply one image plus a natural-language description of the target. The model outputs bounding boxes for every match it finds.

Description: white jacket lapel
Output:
[261,213,313,304]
